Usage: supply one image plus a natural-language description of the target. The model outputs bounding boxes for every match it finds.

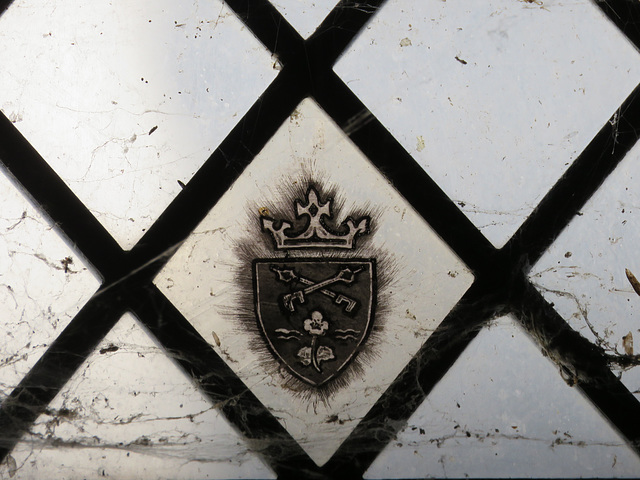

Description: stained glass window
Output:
[2,0,640,478]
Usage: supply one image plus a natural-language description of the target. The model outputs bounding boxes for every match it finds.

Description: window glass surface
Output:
[334,0,640,247]
[0,0,277,249]
[1,0,640,479]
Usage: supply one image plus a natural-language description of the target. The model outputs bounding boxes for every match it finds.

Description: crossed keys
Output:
[270,265,364,312]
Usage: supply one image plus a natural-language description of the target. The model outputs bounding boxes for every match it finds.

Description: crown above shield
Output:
[261,187,370,250]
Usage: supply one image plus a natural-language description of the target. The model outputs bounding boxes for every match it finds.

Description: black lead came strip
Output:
[1,0,640,479]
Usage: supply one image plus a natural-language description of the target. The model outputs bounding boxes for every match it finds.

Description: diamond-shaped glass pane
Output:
[0,169,99,401]
[270,0,338,38]
[155,98,473,465]
[5,313,275,479]
[334,0,640,247]
[365,316,640,478]
[0,0,277,249]
[530,142,640,401]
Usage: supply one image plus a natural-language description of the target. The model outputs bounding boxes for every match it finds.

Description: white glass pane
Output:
[155,98,474,465]
[0,0,277,249]
[530,142,640,401]
[365,316,640,479]
[3,313,275,480]
[334,0,640,247]
[270,0,338,38]
[0,169,99,401]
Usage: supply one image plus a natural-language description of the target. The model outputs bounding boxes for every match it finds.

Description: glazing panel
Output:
[0,0,277,249]
[334,0,640,247]
[0,169,99,401]
[155,98,474,465]
[2,313,275,480]
[530,142,640,401]
[365,316,640,478]
[270,0,338,38]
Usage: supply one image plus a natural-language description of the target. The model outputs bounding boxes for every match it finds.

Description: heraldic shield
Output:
[254,258,376,386]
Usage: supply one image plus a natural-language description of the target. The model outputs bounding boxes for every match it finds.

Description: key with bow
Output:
[281,266,363,312]
[270,266,358,312]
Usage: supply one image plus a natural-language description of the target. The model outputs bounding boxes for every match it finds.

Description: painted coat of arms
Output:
[253,187,376,386]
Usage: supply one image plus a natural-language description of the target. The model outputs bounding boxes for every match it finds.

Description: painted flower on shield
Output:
[297,311,334,372]
[304,311,329,336]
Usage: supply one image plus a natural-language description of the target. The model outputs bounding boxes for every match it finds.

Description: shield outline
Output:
[253,258,376,386]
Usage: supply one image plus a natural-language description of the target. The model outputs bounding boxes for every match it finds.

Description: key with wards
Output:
[281,266,363,312]
[270,266,358,313]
